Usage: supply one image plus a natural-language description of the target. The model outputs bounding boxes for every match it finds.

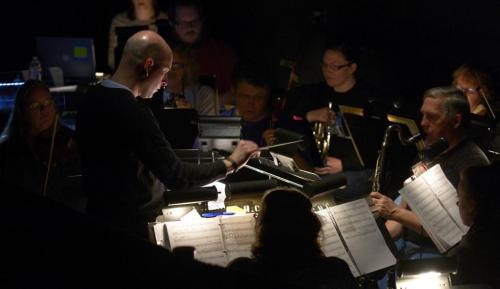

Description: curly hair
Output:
[452,63,493,101]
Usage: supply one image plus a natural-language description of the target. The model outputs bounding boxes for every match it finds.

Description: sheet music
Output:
[330,199,396,275]
[160,214,256,267]
[399,164,467,252]
[153,222,167,247]
[316,209,361,277]
[220,214,256,261]
[421,165,469,233]
[165,218,227,266]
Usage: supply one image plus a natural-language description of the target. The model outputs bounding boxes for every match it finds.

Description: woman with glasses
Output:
[0,80,82,209]
[452,63,495,117]
[108,0,168,71]
[280,40,390,199]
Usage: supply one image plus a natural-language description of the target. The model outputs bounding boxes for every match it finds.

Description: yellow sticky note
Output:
[73,46,88,58]
[226,206,247,214]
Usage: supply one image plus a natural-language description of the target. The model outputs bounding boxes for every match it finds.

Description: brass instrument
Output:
[312,102,334,160]
[372,124,422,192]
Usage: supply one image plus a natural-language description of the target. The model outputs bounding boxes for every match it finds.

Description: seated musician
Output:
[224,61,274,147]
[282,40,390,198]
[450,161,500,287]
[370,86,490,260]
[168,0,236,107]
[161,44,218,115]
[0,80,83,211]
[228,188,358,289]
[452,62,495,117]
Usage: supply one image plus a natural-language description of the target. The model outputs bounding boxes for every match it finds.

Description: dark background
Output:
[2,0,500,108]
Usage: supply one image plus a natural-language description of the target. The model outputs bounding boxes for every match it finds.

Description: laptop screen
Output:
[36,37,96,85]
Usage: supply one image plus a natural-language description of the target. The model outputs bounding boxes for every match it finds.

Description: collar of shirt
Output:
[101,79,134,95]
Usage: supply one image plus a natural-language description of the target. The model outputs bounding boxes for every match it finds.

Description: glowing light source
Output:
[395,258,456,289]
[0,81,24,87]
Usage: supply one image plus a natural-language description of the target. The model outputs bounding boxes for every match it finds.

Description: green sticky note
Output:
[73,46,88,58]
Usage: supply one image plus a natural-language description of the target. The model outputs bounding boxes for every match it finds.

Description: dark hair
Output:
[460,161,500,227]
[323,39,360,64]
[2,80,51,144]
[171,44,199,86]
[423,86,470,128]
[168,0,205,21]
[232,61,272,90]
[252,188,323,262]
[128,0,160,20]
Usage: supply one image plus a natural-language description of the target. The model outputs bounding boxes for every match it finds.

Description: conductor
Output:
[76,31,257,238]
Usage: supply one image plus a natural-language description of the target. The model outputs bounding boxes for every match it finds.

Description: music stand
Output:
[244,152,321,189]
[197,116,242,152]
[157,108,199,149]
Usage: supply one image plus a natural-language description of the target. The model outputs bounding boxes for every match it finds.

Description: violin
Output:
[33,123,78,169]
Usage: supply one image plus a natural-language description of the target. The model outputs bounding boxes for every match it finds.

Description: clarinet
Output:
[372,124,422,192]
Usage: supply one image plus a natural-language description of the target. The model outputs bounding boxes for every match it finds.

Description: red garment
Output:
[193,38,235,94]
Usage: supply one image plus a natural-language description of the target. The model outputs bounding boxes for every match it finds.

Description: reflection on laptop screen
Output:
[36,37,96,85]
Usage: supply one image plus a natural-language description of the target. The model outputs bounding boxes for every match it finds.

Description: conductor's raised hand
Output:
[225,140,259,172]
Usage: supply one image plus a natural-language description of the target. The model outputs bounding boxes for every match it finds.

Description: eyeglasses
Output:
[456,85,480,95]
[321,62,352,71]
[27,99,53,111]
[174,19,202,29]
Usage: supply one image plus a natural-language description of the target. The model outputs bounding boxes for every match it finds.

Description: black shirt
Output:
[76,84,226,228]
[241,115,272,147]
[282,81,390,170]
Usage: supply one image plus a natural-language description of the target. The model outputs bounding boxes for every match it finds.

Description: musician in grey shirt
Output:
[370,86,489,255]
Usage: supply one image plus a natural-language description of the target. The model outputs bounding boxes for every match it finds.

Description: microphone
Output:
[225,179,279,197]
[302,173,347,196]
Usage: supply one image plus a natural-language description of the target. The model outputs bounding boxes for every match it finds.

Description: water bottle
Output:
[29,56,42,80]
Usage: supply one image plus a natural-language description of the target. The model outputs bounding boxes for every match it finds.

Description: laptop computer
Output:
[36,37,96,85]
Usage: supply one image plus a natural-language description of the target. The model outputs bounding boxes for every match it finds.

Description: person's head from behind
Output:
[233,62,271,123]
[458,162,500,227]
[118,30,173,98]
[10,80,56,140]
[129,0,158,20]
[253,188,323,260]
[322,40,358,91]
[169,0,204,45]
[166,45,197,90]
[452,63,492,115]
[420,86,469,146]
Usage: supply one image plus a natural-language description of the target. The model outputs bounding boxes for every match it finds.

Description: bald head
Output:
[120,30,173,73]
[114,31,173,98]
